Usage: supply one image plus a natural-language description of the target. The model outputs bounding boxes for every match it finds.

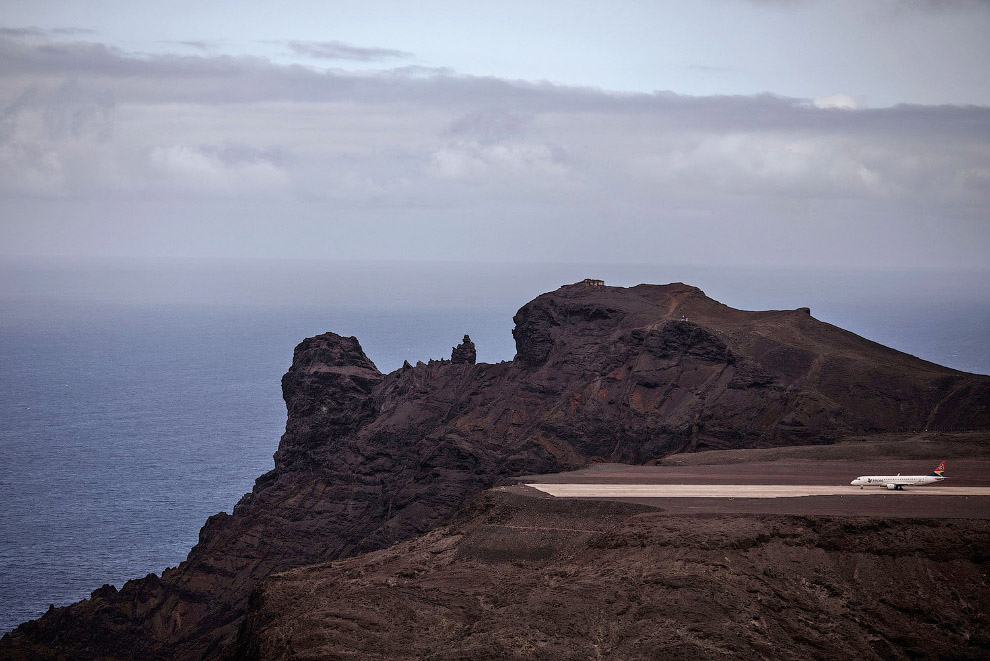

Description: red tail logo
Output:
[934,461,946,475]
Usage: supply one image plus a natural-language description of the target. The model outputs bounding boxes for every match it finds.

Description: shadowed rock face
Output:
[274,333,383,471]
[3,281,988,660]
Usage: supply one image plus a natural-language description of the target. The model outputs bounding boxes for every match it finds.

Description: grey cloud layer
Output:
[286,40,412,62]
[0,26,96,37]
[5,34,986,132]
[1,33,987,269]
[741,0,988,9]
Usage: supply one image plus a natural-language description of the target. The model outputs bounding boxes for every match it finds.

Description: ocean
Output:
[0,301,517,634]
[1,263,987,634]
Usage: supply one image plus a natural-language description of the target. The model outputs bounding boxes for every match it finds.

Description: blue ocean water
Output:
[0,302,516,634]
[0,268,987,635]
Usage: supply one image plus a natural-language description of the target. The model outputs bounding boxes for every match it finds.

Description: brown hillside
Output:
[233,491,990,660]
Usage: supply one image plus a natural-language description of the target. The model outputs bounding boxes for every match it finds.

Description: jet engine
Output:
[886,483,899,490]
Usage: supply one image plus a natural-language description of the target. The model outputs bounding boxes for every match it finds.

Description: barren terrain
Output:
[234,489,990,660]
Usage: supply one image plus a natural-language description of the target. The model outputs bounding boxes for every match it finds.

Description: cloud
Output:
[4,33,983,139]
[1,80,113,143]
[429,141,571,184]
[812,93,864,110]
[630,133,888,197]
[685,65,737,75]
[148,143,289,195]
[0,79,115,194]
[892,0,990,12]
[172,40,215,52]
[1,32,986,203]
[286,40,412,62]
[738,0,987,8]
[0,26,96,38]
[0,32,987,270]
[428,107,570,189]
[445,109,533,144]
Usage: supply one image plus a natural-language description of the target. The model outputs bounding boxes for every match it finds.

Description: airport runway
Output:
[527,484,990,498]
[514,460,990,517]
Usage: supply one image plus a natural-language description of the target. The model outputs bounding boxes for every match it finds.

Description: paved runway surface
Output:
[528,484,990,498]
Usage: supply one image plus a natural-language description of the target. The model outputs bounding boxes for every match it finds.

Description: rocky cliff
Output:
[232,490,990,660]
[3,281,988,660]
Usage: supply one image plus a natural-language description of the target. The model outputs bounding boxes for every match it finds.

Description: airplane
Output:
[850,461,946,490]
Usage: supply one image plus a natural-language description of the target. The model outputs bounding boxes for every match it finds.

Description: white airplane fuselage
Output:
[850,474,944,490]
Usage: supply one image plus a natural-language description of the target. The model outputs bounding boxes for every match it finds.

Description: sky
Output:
[1,0,989,272]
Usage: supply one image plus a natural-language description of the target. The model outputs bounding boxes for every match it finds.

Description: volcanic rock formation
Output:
[450,334,477,364]
[3,281,988,660]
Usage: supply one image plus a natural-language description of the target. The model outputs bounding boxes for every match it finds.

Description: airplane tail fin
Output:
[930,461,946,477]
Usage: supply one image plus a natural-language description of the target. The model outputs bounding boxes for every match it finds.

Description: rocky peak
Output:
[275,333,383,469]
[450,334,477,364]
[511,282,705,367]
